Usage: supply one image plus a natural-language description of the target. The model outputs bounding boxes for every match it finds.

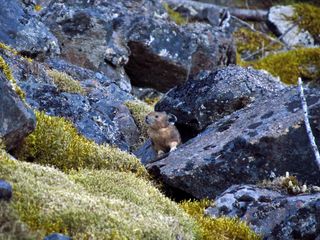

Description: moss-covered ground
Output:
[0,110,261,239]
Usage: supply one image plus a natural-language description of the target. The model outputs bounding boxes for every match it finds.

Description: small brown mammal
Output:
[145,111,181,156]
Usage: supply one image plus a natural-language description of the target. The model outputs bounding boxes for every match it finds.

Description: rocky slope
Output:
[0,0,320,239]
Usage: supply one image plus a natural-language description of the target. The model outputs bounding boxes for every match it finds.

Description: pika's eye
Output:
[155,115,159,118]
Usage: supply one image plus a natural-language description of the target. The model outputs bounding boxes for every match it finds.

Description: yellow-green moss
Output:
[0,55,26,99]
[47,69,85,94]
[34,4,42,12]
[292,3,320,39]
[246,47,320,84]
[15,111,147,177]
[125,100,153,148]
[0,42,18,55]
[0,202,41,240]
[0,149,196,239]
[144,96,160,107]
[163,3,188,25]
[234,28,283,58]
[180,199,261,240]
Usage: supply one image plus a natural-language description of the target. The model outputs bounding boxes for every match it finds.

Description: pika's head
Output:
[145,111,177,130]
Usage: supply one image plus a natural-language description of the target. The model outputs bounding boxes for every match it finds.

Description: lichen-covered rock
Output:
[155,66,285,136]
[148,87,320,199]
[268,5,314,47]
[0,0,59,57]
[44,233,72,240]
[4,53,138,150]
[0,72,36,150]
[0,179,12,201]
[206,185,320,239]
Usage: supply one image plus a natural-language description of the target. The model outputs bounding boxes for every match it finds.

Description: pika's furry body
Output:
[145,111,181,155]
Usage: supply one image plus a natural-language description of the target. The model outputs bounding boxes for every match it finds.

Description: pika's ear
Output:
[168,113,177,125]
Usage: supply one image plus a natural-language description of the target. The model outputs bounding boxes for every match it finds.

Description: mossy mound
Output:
[292,3,320,41]
[125,100,153,149]
[0,150,196,239]
[47,69,85,94]
[15,111,147,177]
[246,47,320,84]
[180,200,261,240]
[234,28,283,59]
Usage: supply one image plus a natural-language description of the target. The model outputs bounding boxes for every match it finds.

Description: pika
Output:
[145,111,181,156]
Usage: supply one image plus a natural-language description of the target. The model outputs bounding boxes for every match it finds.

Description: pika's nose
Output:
[145,116,150,124]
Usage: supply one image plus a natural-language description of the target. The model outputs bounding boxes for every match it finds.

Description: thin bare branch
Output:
[298,77,320,171]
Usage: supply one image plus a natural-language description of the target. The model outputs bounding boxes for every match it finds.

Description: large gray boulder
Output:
[206,185,320,239]
[147,87,320,199]
[0,72,36,150]
[155,66,285,137]
[0,0,59,57]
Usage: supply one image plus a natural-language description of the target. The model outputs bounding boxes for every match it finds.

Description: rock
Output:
[147,87,320,199]
[0,0,59,57]
[131,86,163,103]
[0,180,13,201]
[44,233,72,240]
[0,72,36,150]
[42,0,235,93]
[206,185,320,239]
[268,5,314,47]
[134,139,157,165]
[41,0,164,92]
[155,66,285,136]
[4,53,138,151]
[125,20,236,92]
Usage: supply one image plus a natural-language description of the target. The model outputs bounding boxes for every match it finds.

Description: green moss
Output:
[0,55,26,99]
[180,199,261,240]
[0,202,41,240]
[246,47,320,84]
[47,69,85,94]
[163,3,188,25]
[234,28,283,58]
[292,3,320,39]
[34,4,42,12]
[15,111,147,177]
[125,100,153,149]
[0,42,18,55]
[0,149,196,239]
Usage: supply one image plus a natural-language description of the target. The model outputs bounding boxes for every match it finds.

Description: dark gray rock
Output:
[0,0,59,57]
[41,0,235,93]
[134,139,157,165]
[206,185,320,240]
[0,72,36,150]
[155,66,285,135]
[268,5,315,47]
[41,0,164,92]
[125,20,236,92]
[147,87,320,199]
[4,53,138,151]
[44,233,71,240]
[0,180,13,201]
[131,86,163,103]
